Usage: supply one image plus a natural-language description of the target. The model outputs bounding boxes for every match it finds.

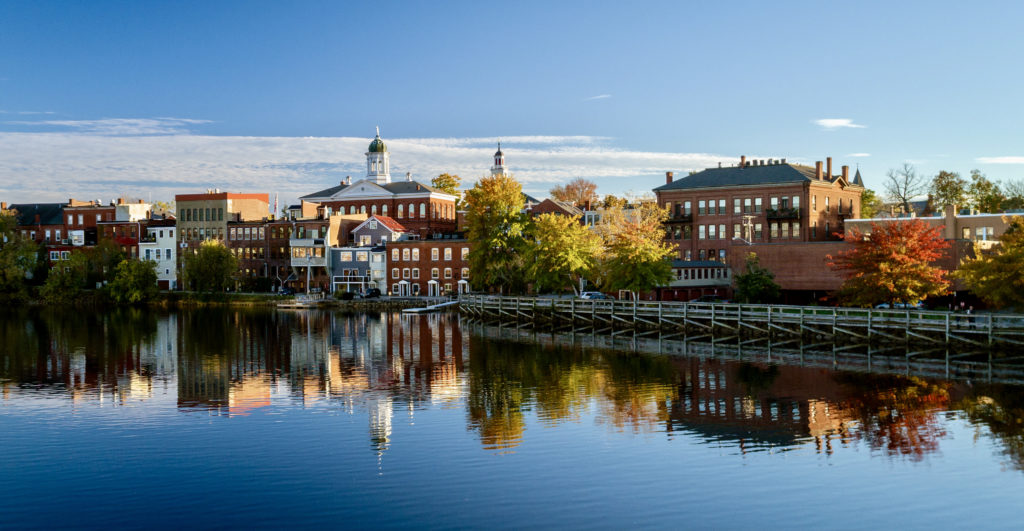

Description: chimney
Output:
[406,172,413,182]
[760,159,765,166]
[666,171,674,184]
[815,161,823,180]
[718,162,722,168]
[0,202,6,210]
[826,157,833,180]
[138,199,144,204]
[740,155,746,168]
[842,165,849,181]
[345,176,352,185]
[781,158,787,164]
[118,198,125,205]
[944,204,956,240]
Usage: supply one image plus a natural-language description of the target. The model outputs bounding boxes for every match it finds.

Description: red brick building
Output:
[386,238,470,297]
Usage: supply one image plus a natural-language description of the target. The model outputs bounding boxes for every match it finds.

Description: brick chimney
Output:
[740,155,746,168]
[842,165,849,181]
[826,157,832,180]
[665,171,674,184]
[815,161,823,180]
[117,197,125,205]
[0,202,6,210]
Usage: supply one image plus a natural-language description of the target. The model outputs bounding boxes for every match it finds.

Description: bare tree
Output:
[550,177,599,207]
[884,163,928,214]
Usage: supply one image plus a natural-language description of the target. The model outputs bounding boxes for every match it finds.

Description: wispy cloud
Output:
[0,110,56,115]
[0,129,727,207]
[846,152,871,157]
[814,118,866,130]
[977,156,1024,164]
[584,94,612,101]
[5,117,212,135]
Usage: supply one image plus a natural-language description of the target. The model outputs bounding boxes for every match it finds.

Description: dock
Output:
[402,300,460,314]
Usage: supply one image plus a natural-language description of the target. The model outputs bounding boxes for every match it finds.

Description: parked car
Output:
[874,302,925,309]
[579,291,612,300]
[363,288,382,299]
[689,295,730,303]
[279,287,294,296]
[340,291,357,300]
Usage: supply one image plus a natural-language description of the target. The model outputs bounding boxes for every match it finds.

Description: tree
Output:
[550,177,599,207]
[38,252,89,303]
[109,259,159,304]
[828,219,950,307]
[431,173,462,207]
[464,174,532,294]
[182,240,238,292]
[884,163,928,214]
[0,208,38,298]
[929,170,968,208]
[1003,179,1024,211]
[968,169,1005,213]
[955,217,1024,309]
[526,213,602,295]
[593,202,674,299]
[859,188,884,219]
[601,194,628,209]
[733,253,781,303]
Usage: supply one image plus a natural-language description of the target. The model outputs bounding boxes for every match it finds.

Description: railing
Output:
[666,214,693,223]
[766,207,800,219]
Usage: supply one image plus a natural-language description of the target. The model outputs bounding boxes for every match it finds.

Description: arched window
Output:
[409,203,415,218]
[382,204,388,216]
[349,205,356,214]
[412,248,420,260]
[420,203,426,218]
[397,204,404,218]
[360,205,366,214]
[371,205,377,215]
[402,248,410,260]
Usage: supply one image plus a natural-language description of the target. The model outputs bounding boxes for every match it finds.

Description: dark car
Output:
[279,287,294,296]
[364,288,382,299]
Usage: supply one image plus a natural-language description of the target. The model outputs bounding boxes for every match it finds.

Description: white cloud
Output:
[976,156,1024,164]
[5,117,212,135]
[814,118,866,130]
[0,130,727,208]
[846,152,871,157]
[584,94,612,101]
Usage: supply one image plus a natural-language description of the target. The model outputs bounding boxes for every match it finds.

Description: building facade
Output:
[386,239,470,297]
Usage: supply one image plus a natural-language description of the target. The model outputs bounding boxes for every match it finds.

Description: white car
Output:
[579,291,611,300]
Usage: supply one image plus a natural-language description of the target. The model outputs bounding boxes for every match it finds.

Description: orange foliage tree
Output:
[828,219,950,307]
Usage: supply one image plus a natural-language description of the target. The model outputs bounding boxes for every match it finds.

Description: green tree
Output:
[431,173,462,206]
[955,217,1024,309]
[109,259,159,304]
[81,239,126,287]
[550,177,599,207]
[182,240,238,292]
[733,252,781,303]
[929,170,968,208]
[594,202,674,300]
[968,169,1005,213]
[828,219,950,307]
[38,252,89,303]
[0,208,38,298]
[1003,180,1024,211]
[464,174,531,294]
[526,213,602,294]
[601,194,628,209]
[859,188,884,219]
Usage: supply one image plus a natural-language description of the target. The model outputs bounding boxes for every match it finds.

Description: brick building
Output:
[386,238,470,297]
[299,131,458,239]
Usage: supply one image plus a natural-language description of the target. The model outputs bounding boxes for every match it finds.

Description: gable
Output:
[327,179,395,200]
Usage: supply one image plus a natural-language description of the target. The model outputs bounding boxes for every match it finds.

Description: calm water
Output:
[2,308,1024,530]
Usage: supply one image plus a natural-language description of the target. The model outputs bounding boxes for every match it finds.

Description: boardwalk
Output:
[459,295,1024,348]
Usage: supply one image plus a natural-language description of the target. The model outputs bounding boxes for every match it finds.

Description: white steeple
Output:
[490,142,508,177]
[366,126,391,185]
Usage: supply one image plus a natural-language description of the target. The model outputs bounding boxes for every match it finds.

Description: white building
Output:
[140,221,177,289]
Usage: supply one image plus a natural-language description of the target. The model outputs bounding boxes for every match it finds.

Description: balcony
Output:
[666,213,693,223]
[837,210,853,219]
[766,207,800,220]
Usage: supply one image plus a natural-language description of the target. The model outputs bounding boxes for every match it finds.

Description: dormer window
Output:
[369,220,377,229]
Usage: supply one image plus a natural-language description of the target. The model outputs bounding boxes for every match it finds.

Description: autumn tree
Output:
[182,240,238,292]
[884,163,928,214]
[859,189,884,219]
[968,169,1005,213]
[929,170,967,208]
[431,173,462,206]
[464,173,531,294]
[550,177,599,207]
[601,194,628,209]
[828,219,950,307]
[955,217,1024,309]
[733,252,780,303]
[526,213,602,295]
[593,202,674,299]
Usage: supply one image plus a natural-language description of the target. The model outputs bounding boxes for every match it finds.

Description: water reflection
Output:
[2,308,1024,469]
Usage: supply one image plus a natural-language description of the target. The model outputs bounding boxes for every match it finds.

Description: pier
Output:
[458,295,1024,348]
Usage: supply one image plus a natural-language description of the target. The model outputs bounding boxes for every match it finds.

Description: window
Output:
[825,222,831,236]
[684,201,692,216]
[792,222,800,239]
[734,198,741,214]
[672,227,681,240]
[719,224,726,240]
[838,199,843,214]
[349,206,356,214]
[825,197,830,213]
[412,268,420,279]
[743,198,751,214]
[698,200,706,215]
[461,267,469,278]
[340,251,352,261]
[61,251,70,260]
[708,224,716,239]
[156,249,163,260]
[420,204,426,218]
[392,268,399,279]
[812,195,817,211]
[392,249,399,261]
[218,208,224,221]
[754,198,762,213]
[718,199,725,214]
[811,222,817,238]
[962,227,971,239]
[45,230,51,242]
[382,205,388,216]
[781,222,789,238]
[699,225,706,239]
[230,228,236,240]
[78,214,84,225]
[397,204,404,218]
[683,225,692,239]
[360,205,366,214]
[461,247,469,260]
[402,248,410,260]
[733,223,741,239]
[403,268,411,279]
[368,220,377,229]
[977,226,996,240]
[356,251,368,262]
[718,249,726,262]
[408,203,415,218]
[392,283,399,294]
[259,228,265,239]
[431,248,439,260]
[412,248,420,260]
[431,267,439,279]
[49,251,59,260]
[444,267,452,279]
[699,249,707,260]
[754,223,763,239]
[95,214,101,222]
[770,197,779,210]
[371,205,377,215]
[684,250,692,261]
[444,248,452,260]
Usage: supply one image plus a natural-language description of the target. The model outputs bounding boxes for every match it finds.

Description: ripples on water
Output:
[1,307,1024,530]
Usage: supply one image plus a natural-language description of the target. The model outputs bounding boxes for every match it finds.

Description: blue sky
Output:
[2,1,1023,206]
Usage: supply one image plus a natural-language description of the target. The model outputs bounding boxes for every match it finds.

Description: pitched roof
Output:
[353,215,411,234]
[522,192,540,205]
[852,168,864,186]
[300,179,448,200]
[8,203,65,226]
[654,163,824,191]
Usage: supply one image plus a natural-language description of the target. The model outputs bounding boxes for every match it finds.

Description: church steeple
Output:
[366,127,391,184]
[490,142,508,177]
